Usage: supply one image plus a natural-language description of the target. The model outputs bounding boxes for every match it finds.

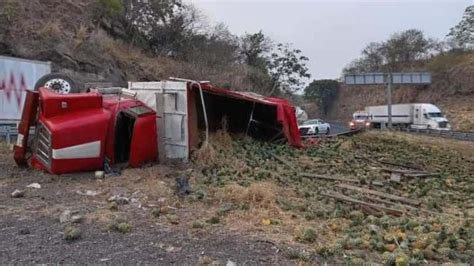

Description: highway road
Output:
[328,121,349,135]
[299,121,351,138]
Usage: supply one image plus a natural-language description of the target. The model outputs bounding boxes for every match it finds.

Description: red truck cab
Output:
[18,88,157,174]
[349,111,371,130]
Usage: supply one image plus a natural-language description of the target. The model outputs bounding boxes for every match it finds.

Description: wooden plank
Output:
[268,151,296,170]
[362,195,419,211]
[403,173,441,178]
[379,167,430,175]
[376,160,423,170]
[299,173,359,183]
[337,183,421,206]
[321,191,404,216]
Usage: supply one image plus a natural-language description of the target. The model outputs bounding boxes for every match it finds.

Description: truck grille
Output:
[438,122,448,128]
[34,123,52,169]
[299,128,309,135]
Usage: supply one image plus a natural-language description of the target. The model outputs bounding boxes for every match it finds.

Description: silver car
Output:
[298,119,331,135]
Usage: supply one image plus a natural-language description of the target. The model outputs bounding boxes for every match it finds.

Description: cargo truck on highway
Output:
[364,103,451,130]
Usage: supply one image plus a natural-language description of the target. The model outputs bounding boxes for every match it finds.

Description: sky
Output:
[191,0,471,80]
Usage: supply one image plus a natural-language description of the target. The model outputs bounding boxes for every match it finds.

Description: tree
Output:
[240,31,271,70]
[447,5,474,50]
[183,23,240,67]
[304,79,338,115]
[361,42,384,71]
[268,43,311,95]
[381,29,433,66]
[342,29,435,75]
[119,0,200,57]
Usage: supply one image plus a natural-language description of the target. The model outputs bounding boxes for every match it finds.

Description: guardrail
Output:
[301,128,362,139]
[0,125,19,144]
[399,128,474,142]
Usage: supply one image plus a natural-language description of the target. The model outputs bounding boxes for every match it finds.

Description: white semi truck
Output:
[365,103,451,130]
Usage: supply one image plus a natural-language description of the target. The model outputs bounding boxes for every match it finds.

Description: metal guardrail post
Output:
[6,127,10,144]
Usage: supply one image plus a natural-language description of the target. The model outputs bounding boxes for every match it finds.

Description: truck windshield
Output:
[354,115,369,120]
[428,112,443,118]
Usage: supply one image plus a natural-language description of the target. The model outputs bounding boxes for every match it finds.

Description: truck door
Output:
[128,82,189,162]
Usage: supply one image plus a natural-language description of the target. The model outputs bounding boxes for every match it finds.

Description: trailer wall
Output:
[366,104,414,124]
[0,56,51,121]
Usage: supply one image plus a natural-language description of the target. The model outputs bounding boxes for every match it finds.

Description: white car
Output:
[299,119,331,135]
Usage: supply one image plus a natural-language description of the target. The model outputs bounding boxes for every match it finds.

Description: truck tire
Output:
[34,73,80,94]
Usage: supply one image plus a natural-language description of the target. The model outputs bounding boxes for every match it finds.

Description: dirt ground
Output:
[1,131,473,264]
[0,150,296,264]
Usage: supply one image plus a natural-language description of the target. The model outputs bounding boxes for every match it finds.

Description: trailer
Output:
[365,103,451,130]
[0,56,51,124]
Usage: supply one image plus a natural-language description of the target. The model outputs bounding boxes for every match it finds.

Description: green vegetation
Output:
[447,5,473,49]
[343,29,437,74]
[64,225,81,240]
[97,0,124,17]
[190,131,474,263]
[304,79,338,115]
[107,221,132,233]
[298,228,317,243]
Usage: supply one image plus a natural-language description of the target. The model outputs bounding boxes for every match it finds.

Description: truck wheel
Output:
[314,128,319,135]
[326,128,330,135]
[34,73,80,94]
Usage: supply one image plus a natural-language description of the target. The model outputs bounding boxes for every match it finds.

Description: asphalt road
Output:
[328,121,349,135]
[299,121,350,138]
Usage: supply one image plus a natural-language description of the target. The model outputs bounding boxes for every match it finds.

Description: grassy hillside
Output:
[0,0,257,90]
[326,51,474,130]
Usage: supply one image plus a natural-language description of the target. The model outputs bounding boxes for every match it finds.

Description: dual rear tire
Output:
[34,73,80,94]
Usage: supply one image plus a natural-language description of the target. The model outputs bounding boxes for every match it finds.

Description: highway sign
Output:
[344,72,431,85]
[392,72,431,84]
[345,73,385,85]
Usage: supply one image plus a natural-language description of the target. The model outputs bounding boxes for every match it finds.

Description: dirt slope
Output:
[0,0,252,90]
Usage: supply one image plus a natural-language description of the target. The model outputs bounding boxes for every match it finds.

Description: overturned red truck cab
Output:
[15,88,157,174]
[14,78,301,174]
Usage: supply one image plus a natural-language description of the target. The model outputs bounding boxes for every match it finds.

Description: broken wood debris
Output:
[362,195,419,211]
[355,154,426,173]
[376,159,423,170]
[380,167,440,177]
[336,183,421,206]
[299,173,359,183]
[321,191,404,216]
[267,151,296,170]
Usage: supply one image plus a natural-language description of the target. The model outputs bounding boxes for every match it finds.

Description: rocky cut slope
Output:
[326,51,474,131]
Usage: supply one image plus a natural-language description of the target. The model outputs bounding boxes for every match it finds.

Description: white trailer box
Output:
[366,104,414,124]
[0,56,51,122]
[365,103,451,130]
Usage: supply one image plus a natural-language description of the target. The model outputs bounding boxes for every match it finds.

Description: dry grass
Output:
[215,182,277,210]
[192,130,243,168]
[73,23,90,49]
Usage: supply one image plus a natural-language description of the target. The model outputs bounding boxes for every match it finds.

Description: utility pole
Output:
[386,73,393,129]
